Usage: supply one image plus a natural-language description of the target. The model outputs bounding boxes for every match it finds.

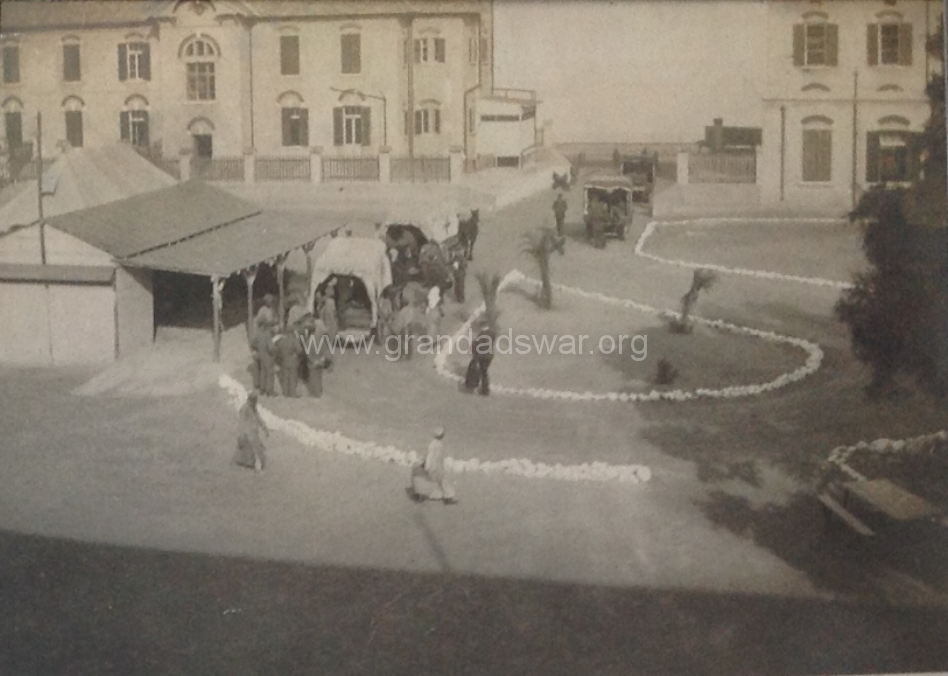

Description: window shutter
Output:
[120,111,130,142]
[792,25,804,66]
[361,107,371,146]
[865,131,881,182]
[905,132,921,181]
[299,109,309,147]
[434,38,445,63]
[5,112,23,148]
[65,111,83,148]
[867,25,878,65]
[140,111,150,147]
[414,39,422,63]
[415,110,423,135]
[898,23,913,65]
[281,35,300,75]
[118,43,128,81]
[434,109,441,134]
[63,44,81,82]
[140,43,151,81]
[352,34,361,73]
[282,108,292,146]
[333,107,343,146]
[3,46,20,83]
[825,24,838,66]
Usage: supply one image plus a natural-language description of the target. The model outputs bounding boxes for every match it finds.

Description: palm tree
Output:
[522,227,566,310]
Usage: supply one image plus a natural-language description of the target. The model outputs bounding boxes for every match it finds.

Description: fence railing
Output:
[14,157,56,182]
[322,157,379,181]
[191,156,244,181]
[391,156,450,183]
[688,152,756,184]
[255,156,311,182]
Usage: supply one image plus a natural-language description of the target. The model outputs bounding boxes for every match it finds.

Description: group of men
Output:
[249,292,331,399]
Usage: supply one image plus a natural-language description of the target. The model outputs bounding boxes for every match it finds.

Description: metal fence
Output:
[390,156,451,183]
[688,152,756,184]
[255,156,311,182]
[322,157,379,182]
[191,156,244,181]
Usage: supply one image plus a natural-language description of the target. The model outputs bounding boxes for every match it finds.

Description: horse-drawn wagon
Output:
[583,173,633,246]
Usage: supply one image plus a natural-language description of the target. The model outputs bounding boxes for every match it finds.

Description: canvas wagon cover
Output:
[308,238,393,327]
[583,173,634,192]
[382,201,461,243]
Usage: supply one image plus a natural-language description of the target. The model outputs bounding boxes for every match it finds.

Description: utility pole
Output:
[851,70,859,211]
[37,112,47,265]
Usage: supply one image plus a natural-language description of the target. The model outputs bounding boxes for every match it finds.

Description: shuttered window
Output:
[120,110,149,147]
[63,44,81,82]
[866,131,919,182]
[792,23,838,67]
[281,107,309,146]
[280,35,300,75]
[333,106,370,145]
[434,38,446,63]
[118,42,150,81]
[868,23,912,66]
[341,34,361,74]
[414,38,446,64]
[5,112,23,148]
[802,129,832,182]
[65,111,83,147]
[2,45,20,83]
[414,108,441,135]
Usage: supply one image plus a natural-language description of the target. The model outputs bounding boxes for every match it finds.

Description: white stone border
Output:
[826,430,948,481]
[219,374,652,484]
[634,218,855,290]
[434,269,824,402]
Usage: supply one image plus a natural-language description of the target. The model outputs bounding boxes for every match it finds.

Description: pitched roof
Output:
[0,1,168,31]
[0,144,178,235]
[0,263,115,285]
[45,180,260,259]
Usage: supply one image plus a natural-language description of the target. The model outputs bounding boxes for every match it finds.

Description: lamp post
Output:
[330,87,387,147]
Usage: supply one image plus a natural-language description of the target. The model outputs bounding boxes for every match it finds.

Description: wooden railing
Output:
[688,151,756,184]
[391,156,450,183]
[322,156,379,181]
[255,156,311,182]
[191,156,244,181]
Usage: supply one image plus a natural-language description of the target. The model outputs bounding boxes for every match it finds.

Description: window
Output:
[193,134,212,159]
[333,106,370,146]
[280,35,300,75]
[181,36,217,100]
[65,110,83,147]
[118,42,151,81]
[793,21,838,67]
[414,37,446,64]
[2,45,20,83]
[4,112,23,149]
[480,37,489,64]
[282,107,309,146]
[414,107,441,135]
[802,127,832,182]
[120,110,150,147]
[63,44,81,82]
[341,33,361,74]
[867,130,919,182]
[868,22,912,66]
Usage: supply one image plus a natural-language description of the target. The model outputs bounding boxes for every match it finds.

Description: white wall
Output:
[115,266,153,357]
[492,0,768,144]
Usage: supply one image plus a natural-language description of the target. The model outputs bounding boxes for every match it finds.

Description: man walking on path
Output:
[553,193,568,237]
[234,391,269,472]
[463,320,495,395]
[408,426,457,504]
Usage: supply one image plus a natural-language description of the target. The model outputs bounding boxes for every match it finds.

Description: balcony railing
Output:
[191,156,244,181]
[322,157,380,182]
[255,156,311,182]
[688,151,757,184]
[391,156,450,183]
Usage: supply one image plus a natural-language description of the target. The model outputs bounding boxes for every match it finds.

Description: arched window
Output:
[867,115,917,183]
[793,12,838,67]
[120,95,150,147]
[278,92,308,147]
[801,116,832,183]
[2,96,24,151]
[61,95,84,148]
[414,99,441,136]
[180,35,219,100]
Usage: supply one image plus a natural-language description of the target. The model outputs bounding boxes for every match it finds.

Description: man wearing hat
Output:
[408,426,457,504]
[251,294,279,395]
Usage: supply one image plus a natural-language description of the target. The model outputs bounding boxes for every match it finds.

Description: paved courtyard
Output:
[2,171,947,675]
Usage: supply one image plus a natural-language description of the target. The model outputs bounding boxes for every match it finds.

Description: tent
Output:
[0,144,178,235]
[308,238,393,329]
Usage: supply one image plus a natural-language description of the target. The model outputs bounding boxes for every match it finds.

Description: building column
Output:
[676,152,689,185]
[310,146,323,184]
[243,147,255,184]
[242,266,257,341]
[211,275,225,363]
[379,146,392,183]
[274,253,289,330]
[449,146,465,184]
[179,148,192,181]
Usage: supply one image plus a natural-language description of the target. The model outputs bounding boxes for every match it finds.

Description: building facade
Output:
[0,0,538,176]
[758,0,940,211]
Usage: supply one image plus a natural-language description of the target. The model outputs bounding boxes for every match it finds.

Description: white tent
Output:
[0,143,177,235]
[307,238,393,328]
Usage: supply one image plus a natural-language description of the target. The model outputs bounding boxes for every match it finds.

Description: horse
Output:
[552,171,571,191]
[458,209,480,261]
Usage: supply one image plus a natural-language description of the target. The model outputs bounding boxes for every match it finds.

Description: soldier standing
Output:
[552,193,568,236]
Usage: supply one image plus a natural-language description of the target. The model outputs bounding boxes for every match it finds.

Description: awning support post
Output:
[274,253,289,330]
[302,242,316,290]
[242,266,257,342]
[211,275,224,362]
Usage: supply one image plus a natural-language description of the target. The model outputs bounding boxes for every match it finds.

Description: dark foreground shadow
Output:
[2,531,947,676]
